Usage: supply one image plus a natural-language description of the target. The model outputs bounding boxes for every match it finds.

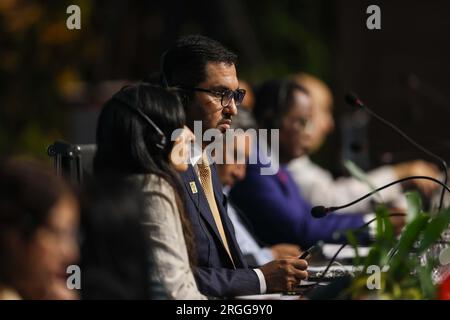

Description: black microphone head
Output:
[345,92,365,108]
[311,206,328,218]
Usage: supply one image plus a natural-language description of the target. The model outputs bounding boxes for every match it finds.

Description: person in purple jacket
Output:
[230,79,369,249]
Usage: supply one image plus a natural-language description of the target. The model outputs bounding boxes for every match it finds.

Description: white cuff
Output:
[253,268,267,294]
[364,213,377,238]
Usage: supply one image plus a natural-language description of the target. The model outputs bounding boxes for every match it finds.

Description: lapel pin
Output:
[189,181,198,194]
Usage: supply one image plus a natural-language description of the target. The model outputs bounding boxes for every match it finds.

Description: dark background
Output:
[1,0,449,174]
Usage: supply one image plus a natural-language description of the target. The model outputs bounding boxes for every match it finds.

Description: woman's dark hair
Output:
[0,159,73,283]
[253,79,309,130]
[93,83,197,268]
[80,177,151,299]
[94,83,184,175]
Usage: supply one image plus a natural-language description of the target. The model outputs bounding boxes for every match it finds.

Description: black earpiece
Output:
[114,84,167,150]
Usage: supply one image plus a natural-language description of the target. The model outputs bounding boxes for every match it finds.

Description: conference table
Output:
[235,244,369,300]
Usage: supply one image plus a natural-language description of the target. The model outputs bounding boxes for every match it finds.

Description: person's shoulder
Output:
[132,174,180,217]
[144,174,175,194]
[128,174,175,196]
[287,155,311,169]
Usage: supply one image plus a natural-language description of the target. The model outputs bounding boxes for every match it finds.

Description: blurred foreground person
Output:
[287,73,440,213]
[80,177,151,299]
[94,83,205,299]
[0,159,79,300]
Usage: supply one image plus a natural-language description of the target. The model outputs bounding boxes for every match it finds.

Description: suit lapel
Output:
[181,164,243,267]
[181,165,223,246]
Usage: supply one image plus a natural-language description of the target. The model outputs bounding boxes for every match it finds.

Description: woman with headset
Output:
[93,83,206,299]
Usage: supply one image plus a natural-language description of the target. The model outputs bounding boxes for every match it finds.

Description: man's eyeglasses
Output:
[178,87,246,108]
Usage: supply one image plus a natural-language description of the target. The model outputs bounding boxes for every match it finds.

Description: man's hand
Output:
[259,258,308,293]
[270,244,302,259]
[393,160,440,196]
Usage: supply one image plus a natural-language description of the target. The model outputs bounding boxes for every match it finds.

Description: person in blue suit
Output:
[230,79,369,249]
[160,35,308,298]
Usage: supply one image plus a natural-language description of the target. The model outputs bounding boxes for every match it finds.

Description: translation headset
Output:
[113,83,167,150]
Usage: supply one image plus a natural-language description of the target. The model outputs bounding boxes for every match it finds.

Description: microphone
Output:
[311,206,335,218]
[308,177,450,291]
[345,92,449,212]
[311,175,450,218]
[345,92,365,109]
[306,212,407,291]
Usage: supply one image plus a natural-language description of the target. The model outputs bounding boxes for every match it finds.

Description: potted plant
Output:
[345,192,450,299]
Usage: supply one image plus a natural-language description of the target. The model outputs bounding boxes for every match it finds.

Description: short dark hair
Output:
[161,34,237,89]
[253,79,309,130]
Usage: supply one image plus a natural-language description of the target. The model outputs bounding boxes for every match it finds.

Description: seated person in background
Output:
[93,83,206,300]
[0,159,79,300]
[230,79,370,249]
[287,73,440,213]
[217,107,302,266]
[80,177,153,299]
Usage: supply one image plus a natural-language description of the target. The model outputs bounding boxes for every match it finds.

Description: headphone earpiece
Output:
[113,84,167,150]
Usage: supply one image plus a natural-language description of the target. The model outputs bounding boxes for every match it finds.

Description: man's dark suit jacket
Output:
[179,164,260,298]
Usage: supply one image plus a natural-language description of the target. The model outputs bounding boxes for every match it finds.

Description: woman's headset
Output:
[113,83,167,150]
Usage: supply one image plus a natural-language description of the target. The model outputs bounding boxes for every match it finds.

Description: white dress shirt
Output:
[287,155,407,213]
[223,186,275,266]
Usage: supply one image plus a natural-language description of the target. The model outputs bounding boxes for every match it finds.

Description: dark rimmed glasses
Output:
[178,87,246,108]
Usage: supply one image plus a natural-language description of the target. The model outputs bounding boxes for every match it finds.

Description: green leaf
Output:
[375,206,385,242]
[344,161,387,203]
[417,265,436,299]
[405,192,422,223]
[364,246,382,270]
[346,230,361,266]
[417,207,450,253]
[344,160,377,191]
[377,206,396,247]
[389,213,429,274]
